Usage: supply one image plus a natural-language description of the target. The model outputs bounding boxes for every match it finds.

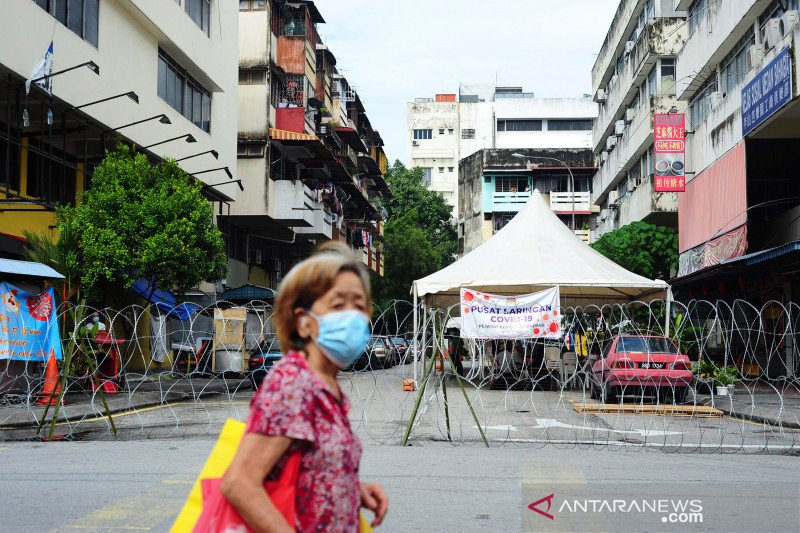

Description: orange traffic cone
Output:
[36,349,63,406]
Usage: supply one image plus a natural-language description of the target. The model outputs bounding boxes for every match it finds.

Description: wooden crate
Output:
[570,400,723,418]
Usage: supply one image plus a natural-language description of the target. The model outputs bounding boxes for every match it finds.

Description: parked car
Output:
[344,336,392,371]
[389,336,409,364]
[588,335,692,404]
[248,335,284,389]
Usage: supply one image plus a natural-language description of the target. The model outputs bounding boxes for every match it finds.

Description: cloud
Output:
[312,0,620,163]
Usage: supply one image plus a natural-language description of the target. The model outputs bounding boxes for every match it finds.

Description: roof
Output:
[722,240,800,267]
[0,258,65,280]
[223,284,276,303]
[412,191,668,307]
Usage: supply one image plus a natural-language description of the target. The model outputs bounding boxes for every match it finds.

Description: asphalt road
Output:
[1,440,799,532]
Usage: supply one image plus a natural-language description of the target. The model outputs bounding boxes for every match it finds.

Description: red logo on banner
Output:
[654,113,686,193]
[529,493,556,520]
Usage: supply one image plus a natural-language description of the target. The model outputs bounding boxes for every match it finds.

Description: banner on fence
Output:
[0,282,62,361]
[460,287,561,339]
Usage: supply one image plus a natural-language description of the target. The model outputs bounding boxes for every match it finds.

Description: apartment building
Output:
[591,0,687,237]
[459,148,597,253]
[0,0,238,270]
[671,0,800,315]
[408,86,596,221]
[232,0,388,289]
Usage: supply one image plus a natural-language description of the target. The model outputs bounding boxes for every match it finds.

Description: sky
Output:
[313,0,621,164]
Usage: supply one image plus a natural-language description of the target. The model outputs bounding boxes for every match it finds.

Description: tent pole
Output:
[412,289,419,385]
[665,286,673,337]
[421,303,428,383]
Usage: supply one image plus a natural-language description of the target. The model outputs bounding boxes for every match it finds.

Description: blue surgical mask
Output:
[308,309,371,368]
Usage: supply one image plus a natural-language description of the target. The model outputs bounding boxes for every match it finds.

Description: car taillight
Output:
[250,357,264,365]
[670,361,689,370]
[612,360,636,369]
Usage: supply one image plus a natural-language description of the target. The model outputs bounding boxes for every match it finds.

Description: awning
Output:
[336,127,367,153]
[0,258,65,280]
[269,128,319,142]
[130,278,200,321]
[723,240,800,267]
[222,284,276,303]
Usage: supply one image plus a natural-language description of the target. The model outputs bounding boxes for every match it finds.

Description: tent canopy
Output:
[412,190,668,307]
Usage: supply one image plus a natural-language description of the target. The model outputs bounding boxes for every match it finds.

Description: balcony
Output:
[272,180,316,227]
[485,191,530,213]
[597,174,678,235]
[295,207,333,240]
[574,229,592,244]
[550,192,593,213]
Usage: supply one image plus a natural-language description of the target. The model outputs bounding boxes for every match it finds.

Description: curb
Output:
[698,397,800,430]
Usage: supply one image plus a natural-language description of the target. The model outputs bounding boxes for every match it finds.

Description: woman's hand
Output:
[360,482,388,527]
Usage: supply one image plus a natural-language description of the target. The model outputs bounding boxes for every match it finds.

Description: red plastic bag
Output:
[193,452,301,533]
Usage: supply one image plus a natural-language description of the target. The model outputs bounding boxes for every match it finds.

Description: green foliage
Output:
[590,221,678,280]
[375,161,458,306]
[713,365,740,387]
[23,206,83,302]
[71,144,228,300]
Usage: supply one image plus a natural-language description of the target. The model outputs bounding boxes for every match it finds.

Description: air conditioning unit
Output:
[330,213,339,223]
[627,181,635,193]
[747,44,765,70]
[763,19,782,49]
[595,89,607,103]
[615,120,626,136]
[600,151,609,163]
[625,40,635,54]
[606,136,617,151]
[710,91,724,109]
[781,11,799,35]
[608,190,620,207]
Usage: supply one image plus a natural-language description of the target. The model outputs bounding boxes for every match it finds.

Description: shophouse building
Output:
[0,0,239,282]
[671,0,800,316]
[591,0,687,237]
[233,0,388,289]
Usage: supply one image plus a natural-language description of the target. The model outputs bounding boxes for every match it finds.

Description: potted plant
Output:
[692,357,717,394]
[713,365,739,396]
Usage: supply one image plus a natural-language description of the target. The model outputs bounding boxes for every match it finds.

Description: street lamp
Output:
[72,91,139,110]
[112,114,171,131]
[175,150,219,162]
[142,134,196,150]
[190,166,233,179]
[512,153,576,231]
[206,179,244,192]
[26,60,100,92]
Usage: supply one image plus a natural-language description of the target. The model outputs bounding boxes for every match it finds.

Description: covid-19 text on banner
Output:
[460,287,561,339]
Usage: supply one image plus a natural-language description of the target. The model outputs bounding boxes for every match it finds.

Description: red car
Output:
[588,335,692,404]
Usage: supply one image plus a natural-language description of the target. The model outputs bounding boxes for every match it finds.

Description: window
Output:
[660,58,676,94]
[239,70,266,85]
[239,0,266,10]
[495,177,528,192]
[688,75,718,129]
[32,0,99,47]
[497,119,542,132]
[421,167,432,186]
[237,143,265,158]
[0,137,20,193]
[645,0,655,19]
[438,128,445,135]
[413,129,432,140]
[646,66,657,97]
[461,128,475,139]
[688,0,708,36]
[617,177,629,198]
[448,128,454,135]
[158,49,213,133]
[720,30,755,94]
[547,119,593,131]
[185,0,211,36]
[448,167,454,173]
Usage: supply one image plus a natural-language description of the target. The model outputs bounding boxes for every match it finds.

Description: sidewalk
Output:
[697,383,800,429]
[0,377,251,430]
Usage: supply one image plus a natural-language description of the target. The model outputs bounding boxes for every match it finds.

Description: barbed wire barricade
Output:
[1,298,798,451]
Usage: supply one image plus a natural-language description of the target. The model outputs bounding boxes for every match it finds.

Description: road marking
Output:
[531,418,683,437]
[473,424,518,432]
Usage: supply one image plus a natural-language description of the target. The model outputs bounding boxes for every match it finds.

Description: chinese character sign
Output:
[654,113,686,193]
[0,282,62,361]
[460,287,561,339]
[741,47,793,137]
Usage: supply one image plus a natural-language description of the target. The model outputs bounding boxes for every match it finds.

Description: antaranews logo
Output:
[528,493,555,520]
[528,493,703,524]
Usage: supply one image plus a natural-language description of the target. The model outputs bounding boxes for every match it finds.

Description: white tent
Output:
[413,190,669,308]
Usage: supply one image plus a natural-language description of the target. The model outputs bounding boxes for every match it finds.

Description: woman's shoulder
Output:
[259,351,319,393]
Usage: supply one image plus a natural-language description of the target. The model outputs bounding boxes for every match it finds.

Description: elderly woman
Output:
[221,243,388,532]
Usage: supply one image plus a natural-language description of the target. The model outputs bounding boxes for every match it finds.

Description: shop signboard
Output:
[654,113,686,192]
[742,47,793,137]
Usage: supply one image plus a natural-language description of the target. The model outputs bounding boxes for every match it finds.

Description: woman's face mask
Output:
[307,309,371,368]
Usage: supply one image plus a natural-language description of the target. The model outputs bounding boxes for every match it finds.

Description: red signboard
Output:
[653,113,686,192]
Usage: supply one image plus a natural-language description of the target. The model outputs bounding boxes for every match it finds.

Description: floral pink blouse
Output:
[246,350,362,532]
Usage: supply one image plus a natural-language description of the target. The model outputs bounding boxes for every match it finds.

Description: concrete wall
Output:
[0,0,239,200]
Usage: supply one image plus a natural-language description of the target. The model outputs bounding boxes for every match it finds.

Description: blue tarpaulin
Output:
[130,279,200,321]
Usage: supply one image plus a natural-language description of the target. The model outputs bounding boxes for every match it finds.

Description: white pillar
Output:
[412,289,419,383]
[665,286,673,337]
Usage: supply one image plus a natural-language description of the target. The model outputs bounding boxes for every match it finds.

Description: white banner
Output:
[460,287,561,339]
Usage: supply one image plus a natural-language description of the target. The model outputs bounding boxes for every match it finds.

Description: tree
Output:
[23,206,83,303]
[590,221,678,280]
[375,161,458,306]
[69,144,228,301]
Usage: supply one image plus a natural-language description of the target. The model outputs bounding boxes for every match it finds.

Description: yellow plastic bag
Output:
[171,418,375,532]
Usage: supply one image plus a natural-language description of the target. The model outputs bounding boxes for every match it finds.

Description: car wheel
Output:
[673,386,688,404]
[601,382,617,404]
[589,382,597,400]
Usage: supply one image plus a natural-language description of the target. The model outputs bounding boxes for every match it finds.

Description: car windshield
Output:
[369,338,384,346]
[617,336,675,354]
[391,337,405,344]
